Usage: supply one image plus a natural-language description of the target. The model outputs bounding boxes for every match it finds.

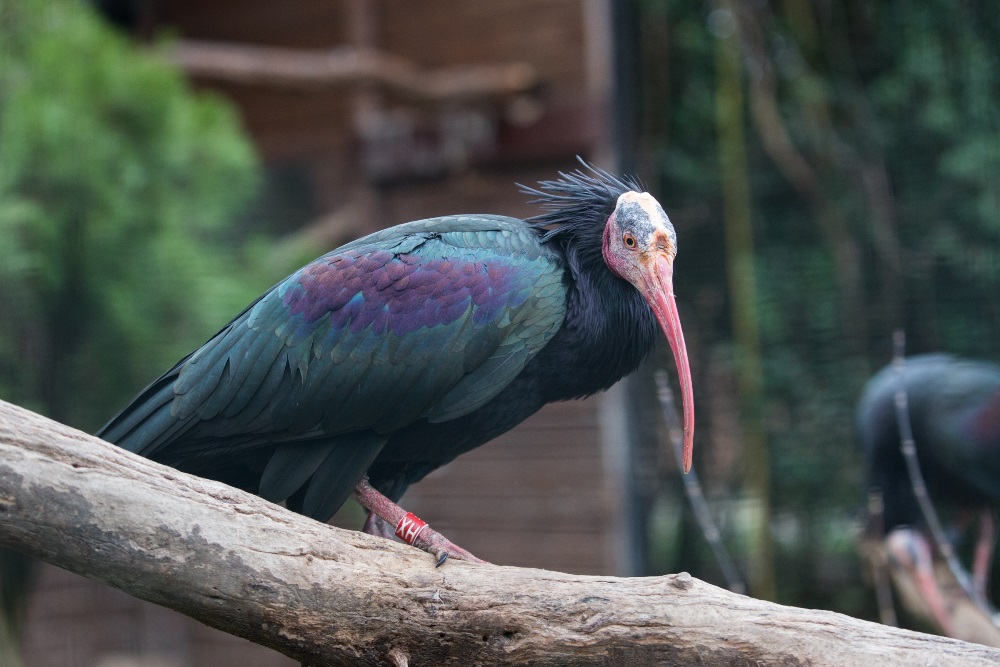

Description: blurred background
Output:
[1,0,999,664]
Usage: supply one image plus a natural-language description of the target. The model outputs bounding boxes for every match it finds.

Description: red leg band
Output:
[394,512,429,545]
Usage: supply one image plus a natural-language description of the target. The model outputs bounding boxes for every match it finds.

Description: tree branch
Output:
[0,400,997,666]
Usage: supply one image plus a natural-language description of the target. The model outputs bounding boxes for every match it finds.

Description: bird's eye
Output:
[623,233,637,249]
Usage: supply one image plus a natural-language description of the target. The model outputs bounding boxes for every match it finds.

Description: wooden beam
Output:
[166,39,540,102]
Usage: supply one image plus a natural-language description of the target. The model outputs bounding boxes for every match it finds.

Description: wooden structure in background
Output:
[19,1,643,665]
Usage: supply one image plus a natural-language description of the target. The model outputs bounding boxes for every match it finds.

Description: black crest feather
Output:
[520,158,644,242]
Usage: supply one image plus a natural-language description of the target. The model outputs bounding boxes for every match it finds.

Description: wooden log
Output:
[1,399,998,666]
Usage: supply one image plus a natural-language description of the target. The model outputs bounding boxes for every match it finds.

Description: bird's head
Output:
[602,191,694,473]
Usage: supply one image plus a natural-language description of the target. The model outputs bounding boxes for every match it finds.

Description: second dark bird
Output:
[858,353,1000,630]
[98,164,695,563]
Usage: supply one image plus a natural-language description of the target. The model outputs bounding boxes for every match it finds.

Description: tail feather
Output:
[260,433,388,522]
[96,372,181,454]
[302,433,387,521]
[259,440,338,504]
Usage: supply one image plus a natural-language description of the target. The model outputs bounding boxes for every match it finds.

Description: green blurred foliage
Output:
[637,0,1000,616]
[0,0,263,430]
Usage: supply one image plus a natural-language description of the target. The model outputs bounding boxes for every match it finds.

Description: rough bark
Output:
[0,400,998,667]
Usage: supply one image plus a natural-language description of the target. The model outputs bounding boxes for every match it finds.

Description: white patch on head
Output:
[617,191,669,225]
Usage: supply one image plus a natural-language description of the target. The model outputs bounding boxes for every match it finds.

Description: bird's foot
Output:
[971,510,997,612]
[886,528,958,636]
[411,524,486,566]
[355,478,487,566]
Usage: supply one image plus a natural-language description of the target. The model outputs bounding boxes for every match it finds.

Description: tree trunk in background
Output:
[712,0,775,602]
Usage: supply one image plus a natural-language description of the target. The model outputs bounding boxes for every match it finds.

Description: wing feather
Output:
[100,214,567,520]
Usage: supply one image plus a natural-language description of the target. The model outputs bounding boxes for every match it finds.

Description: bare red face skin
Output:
[603,192,695,473]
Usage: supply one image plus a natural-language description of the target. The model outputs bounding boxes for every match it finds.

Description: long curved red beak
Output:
[646,254,695,473]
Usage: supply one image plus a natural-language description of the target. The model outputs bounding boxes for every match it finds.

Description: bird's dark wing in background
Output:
[914,357,1000,499]
[98,214,567,519]
[858,354,1000,505]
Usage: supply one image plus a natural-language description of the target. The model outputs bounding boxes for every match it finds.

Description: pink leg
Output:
[886,528,956,636]
[353,477,487,566]
[362,512,397,540]
[972,510,996,606]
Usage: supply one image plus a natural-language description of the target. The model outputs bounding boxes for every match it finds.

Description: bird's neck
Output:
[539,241,658,399]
